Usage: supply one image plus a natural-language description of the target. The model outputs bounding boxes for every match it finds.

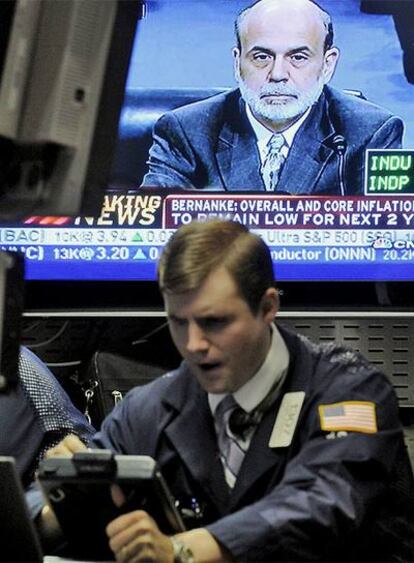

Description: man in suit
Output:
[49,219,414,562]
[141,0,403,195]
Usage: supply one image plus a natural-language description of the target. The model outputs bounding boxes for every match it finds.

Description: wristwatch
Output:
[170,536,195,563]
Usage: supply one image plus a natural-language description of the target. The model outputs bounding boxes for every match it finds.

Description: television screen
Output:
[2,0,414,290]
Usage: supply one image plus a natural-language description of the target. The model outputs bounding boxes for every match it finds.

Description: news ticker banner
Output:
[2,194,414,281]
[73,192,414,229]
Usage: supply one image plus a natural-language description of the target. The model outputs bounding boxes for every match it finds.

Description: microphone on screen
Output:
[331,134,347,197]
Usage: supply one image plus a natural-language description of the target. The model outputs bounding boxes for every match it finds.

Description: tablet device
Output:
[37,451,186,561]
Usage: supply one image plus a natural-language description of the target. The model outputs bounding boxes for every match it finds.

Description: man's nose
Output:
[186,323,209,354]
[268,55,289,82]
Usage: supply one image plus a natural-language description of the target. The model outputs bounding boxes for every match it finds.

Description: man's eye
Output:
[252,53,272,63]
[170,317,186,327]
[291,53,308,63]
[201,318,227,330]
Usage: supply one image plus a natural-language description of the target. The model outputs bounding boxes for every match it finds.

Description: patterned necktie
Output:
[261,133,286,191]
[215,395,249,489]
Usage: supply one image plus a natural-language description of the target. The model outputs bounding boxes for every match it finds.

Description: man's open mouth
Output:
[198,362,221,371]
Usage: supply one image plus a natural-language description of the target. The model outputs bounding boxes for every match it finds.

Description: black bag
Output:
[81,351,166,427]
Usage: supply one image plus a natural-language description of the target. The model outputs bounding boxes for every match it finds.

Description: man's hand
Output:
[35,504,63,551]
[106,510,174,562]
[45,434,87,458]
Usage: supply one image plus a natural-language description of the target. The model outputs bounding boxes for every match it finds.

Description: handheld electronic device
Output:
[37,451,185,561]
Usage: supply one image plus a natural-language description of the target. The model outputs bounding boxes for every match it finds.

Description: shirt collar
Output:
[209,324,290,415]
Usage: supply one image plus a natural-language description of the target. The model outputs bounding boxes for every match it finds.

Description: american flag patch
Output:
[319,401,377,434]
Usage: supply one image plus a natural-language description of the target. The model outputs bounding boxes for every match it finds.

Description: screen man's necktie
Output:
[261,133,286,191]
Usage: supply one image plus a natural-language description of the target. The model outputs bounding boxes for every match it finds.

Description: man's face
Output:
[164,267,278,394]
[234,0,338,126]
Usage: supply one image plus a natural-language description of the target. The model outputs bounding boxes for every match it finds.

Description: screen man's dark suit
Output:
[90,325,414,562]
[142,86,403,195]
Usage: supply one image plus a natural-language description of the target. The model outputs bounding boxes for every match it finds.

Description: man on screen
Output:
[49,220,414,562]
[141,0,403,195]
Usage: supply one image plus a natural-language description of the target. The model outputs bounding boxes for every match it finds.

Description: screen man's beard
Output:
[237,75,325,122]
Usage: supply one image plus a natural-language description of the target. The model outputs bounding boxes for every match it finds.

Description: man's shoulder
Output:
[324,85,398,123]
[279,322,387,382]
[110,363,202,430]
[320,85,403,147]
[165,88,240,122]
[123,362,196,406]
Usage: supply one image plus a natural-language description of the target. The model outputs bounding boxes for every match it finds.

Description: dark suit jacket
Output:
[91,325,414,561]
[142,86,403,195]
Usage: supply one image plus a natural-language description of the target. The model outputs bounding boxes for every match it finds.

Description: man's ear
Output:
[233,47,241,80]
[323,46,339,83]
[260,287,279,323]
